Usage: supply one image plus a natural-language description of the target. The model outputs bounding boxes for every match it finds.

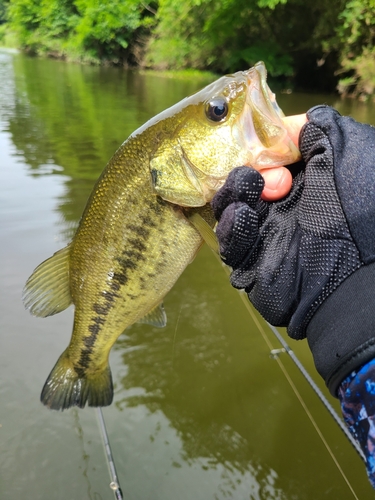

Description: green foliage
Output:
[8,0,79,54]
[146,0,296,76]
[337,0,375,48]
[67,0,154,63]
[226,44,293,77]
[145,0,213,70]
[3,0,375,97]
[256,0,287,8]
[7,0,155,63]
[146,0,345,84]
[334,0,375,98]
[0,0,8,44]
[338,47,375,100]
[0,0,8,23]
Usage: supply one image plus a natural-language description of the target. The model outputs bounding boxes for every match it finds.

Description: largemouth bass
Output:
[23,62,300,410]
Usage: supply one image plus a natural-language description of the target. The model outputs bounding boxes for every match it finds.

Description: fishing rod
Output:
[265,321,366,463]
[96,407,124,500]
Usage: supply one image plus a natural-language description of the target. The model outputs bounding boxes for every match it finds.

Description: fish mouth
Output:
[240,61,300,170]
[180,62,299,204]
[150,62,300,208]
[247,62,286,129]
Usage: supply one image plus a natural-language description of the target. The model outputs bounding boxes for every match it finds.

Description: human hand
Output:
[212,105,375,396]
[213,104,375,487]
[260,113,307,201]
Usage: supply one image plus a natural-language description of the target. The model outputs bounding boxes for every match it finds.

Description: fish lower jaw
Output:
[281,114,307,149]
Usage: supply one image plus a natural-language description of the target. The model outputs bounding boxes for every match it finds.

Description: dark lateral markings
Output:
[76,307,112,374]
[79,214,167,373]
[101,289,120,303]
[128,238,147,253]
[139,214,157,227]
[126,224,150,239]
[122,248,146,260]
[81,250,143,371]
[76,346,93,376]
[116,257,138,271]
[88,316,106,337]
[93,303,111,316]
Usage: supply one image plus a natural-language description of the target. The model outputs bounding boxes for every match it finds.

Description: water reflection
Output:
[114,273,291,499]
[72,409,97,500]
[3,53,214,240]
[109,245,341,497]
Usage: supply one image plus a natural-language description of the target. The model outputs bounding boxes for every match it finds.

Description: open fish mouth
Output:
[239,61,299,170]
[200,62,300,198]
[246,61,286,146]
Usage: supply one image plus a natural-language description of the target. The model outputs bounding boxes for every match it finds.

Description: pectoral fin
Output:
[138,303,167,328]
[23,244,72,317]
[188,212,220,255]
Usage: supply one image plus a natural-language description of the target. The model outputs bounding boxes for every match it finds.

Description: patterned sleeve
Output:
[338,358,375,487]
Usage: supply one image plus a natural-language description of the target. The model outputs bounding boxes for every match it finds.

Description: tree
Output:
[7,0,156,64]
[4,0,375,97]
[333,0,375,98]
[146,0,345,90]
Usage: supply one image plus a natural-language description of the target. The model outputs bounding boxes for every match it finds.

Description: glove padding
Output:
[212,166,267,269]
[212,105,375,393]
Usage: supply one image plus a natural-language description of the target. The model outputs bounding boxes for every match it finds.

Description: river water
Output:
[1,49,375,499]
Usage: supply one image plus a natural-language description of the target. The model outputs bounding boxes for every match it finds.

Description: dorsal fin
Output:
[23,244,72,317]
[137,302,167,328]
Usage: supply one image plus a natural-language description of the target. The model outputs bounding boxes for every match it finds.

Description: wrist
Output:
[306,263,375,396]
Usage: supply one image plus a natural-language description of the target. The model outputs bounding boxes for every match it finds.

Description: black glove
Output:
[212,105,375,396]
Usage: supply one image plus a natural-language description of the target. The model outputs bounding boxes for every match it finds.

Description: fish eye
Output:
[205,97,229,122]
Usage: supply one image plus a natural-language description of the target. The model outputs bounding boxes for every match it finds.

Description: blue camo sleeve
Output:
[338,358,375,487]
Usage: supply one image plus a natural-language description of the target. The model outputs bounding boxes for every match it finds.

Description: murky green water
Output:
[1,50,375,499]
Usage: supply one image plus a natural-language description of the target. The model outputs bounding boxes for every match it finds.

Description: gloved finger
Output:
[211,166,264,220]
[299,105,342,165]
[299,122,334,170]
[301,105,375,262]
[216,201,259,268]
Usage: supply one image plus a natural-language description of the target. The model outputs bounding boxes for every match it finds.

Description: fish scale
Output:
[23,62,301,410]
[68,149,204,374]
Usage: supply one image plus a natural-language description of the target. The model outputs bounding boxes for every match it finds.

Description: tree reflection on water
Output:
[113,265,290,499]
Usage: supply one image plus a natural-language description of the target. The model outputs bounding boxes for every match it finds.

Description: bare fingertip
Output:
[282,114,308,148]
[260,167,293,201]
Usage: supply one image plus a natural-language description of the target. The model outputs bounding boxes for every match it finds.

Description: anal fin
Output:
[137,303,167,328]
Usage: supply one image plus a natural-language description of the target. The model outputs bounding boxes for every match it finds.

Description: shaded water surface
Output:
[1,50,375,499]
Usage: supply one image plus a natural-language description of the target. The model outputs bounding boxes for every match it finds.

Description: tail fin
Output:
[40,350,113,410]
